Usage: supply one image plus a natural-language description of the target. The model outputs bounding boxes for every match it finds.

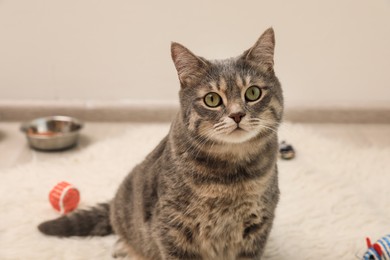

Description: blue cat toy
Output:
[363,235,390,259]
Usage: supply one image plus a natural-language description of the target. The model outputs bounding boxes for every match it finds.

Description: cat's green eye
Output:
[245,86,262,102]
[204,92,222,108]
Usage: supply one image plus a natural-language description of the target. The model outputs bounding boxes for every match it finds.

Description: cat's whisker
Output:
[248,121,277,128]
[213,121,236,130]
[214,126,232,134]
[248,118,286,131]
[213,123,238,134]
[247,117,283,125]
[258,125,278,134]
[247,121,278,133]
[213,122,226,129]
[260,119,293,129]
[248,118,291,137]
[213,125,227,132]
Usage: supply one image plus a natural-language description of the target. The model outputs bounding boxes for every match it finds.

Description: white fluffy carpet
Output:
[0,123,389,260]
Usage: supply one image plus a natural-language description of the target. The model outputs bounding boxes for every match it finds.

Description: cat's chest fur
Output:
[198,197,260,254]
[177,174,274,260]
[157,132,279,259]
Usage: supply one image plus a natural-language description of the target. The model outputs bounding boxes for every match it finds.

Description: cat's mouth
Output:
[233,126,244,132]
[216,126,254,144]
[229,125,247,135]
[233,124,247,131]
[211,123,258,144]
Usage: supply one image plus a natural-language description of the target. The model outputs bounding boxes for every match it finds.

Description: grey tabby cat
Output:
[38,27,283,260]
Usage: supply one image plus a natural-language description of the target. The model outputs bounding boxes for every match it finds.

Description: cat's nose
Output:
[229,112,246,124]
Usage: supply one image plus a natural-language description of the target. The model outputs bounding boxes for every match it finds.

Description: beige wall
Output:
[0,0,389,109]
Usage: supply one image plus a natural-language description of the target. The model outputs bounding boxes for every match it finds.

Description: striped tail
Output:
[38,203,113,237]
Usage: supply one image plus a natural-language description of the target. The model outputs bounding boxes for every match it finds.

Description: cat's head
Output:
[171,28,283,144]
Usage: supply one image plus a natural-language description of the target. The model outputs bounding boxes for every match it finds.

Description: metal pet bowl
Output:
[21,116,83,151]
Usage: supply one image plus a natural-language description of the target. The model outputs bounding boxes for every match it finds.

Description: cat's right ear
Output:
[241,28,275,72]
[171,42,210,87]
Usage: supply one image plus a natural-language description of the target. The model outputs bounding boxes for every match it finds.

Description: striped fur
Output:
[38,28,283,260]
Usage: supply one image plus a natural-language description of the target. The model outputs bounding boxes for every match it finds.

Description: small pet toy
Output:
[279,141,295,160]
[363,235,390,260]
[49,181,80,214]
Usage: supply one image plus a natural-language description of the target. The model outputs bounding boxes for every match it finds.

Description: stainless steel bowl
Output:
[21,116,83,151]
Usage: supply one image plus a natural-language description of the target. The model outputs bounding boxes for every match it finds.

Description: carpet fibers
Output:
[0,123,389,260]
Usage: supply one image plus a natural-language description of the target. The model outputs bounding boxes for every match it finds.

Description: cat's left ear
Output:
[171,42,210,87]
[241,28,275,71]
